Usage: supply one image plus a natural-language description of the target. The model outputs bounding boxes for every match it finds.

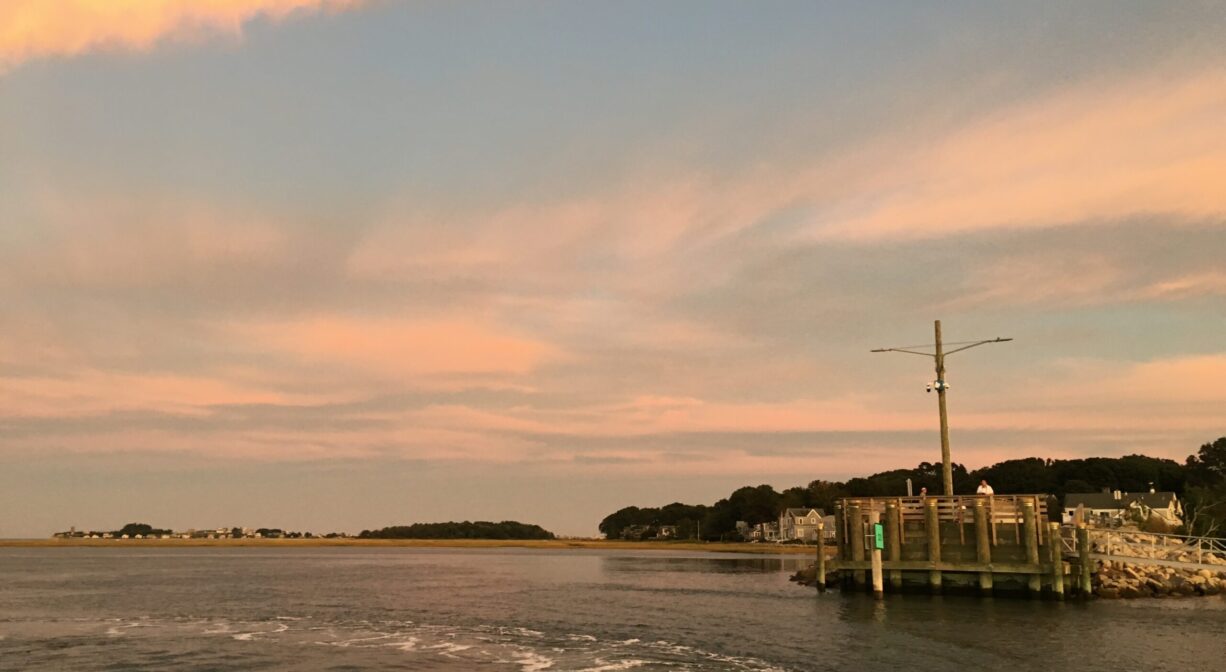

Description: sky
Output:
[1,1,1224,538]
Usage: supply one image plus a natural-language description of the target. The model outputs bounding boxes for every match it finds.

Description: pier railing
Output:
[1087,529,1226,570]
[838,495,1050,546]
[831,494,1082,597]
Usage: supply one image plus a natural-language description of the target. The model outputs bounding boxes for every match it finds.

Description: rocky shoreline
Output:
[1092,531,1226,599]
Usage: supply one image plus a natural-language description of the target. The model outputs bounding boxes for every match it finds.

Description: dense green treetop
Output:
[358,520,555,540]
[600,441,1220,540]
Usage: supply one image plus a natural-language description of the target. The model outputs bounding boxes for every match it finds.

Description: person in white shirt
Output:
[976,480,995,496]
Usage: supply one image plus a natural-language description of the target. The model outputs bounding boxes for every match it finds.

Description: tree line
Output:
[358,520,555,540]
[599,438,1226,540]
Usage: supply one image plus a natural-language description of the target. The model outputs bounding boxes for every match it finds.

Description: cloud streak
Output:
[0,0,358,71]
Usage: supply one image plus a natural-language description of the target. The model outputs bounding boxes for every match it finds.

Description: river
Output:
[1,547,1222,671]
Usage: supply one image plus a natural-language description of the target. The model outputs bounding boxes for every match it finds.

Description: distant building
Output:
[751,521,780,542]
[655,525,678,540]
[1063,489,1183,527]
[779,508,825,542]
[620,524,653,541]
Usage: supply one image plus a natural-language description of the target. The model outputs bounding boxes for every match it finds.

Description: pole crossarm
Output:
[870,338,1012,358]
[943,337,1013,356]
[869,347,936,357]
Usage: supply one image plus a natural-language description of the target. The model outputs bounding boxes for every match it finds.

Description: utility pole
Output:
[872,320,1012,497]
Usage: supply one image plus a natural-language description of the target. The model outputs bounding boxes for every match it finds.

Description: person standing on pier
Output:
[976,480,995,496]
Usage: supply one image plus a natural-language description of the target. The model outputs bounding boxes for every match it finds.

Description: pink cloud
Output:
[231,316,559,379]
[811,69,1226,240]
[0,0,360,71]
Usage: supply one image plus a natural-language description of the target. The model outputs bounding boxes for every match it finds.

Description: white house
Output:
[1063,489,1183,527]
[779,508,825,542]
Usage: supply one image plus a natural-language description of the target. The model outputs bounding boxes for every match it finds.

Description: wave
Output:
[13,615,791,671]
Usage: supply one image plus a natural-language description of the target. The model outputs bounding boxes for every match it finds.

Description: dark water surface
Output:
[1,547,1223,671]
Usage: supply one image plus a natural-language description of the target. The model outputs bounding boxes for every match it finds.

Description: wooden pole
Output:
[849,504,866,588]
[1022,499,1041,594]
[886,501,902,591]
[816,521,826,593]
[870,510,884,598]
[1048,522,1064,599]
[974,500,993,594]
[934,320,953,496]
[925,499,942,593]
[1077,524,1092,597]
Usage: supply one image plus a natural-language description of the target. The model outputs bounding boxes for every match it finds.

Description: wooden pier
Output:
[829,495,1091,598]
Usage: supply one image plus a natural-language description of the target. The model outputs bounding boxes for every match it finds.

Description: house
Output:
[779,508,825,542]
[654,525,678,540]
[1063,488,1183,527]
[620,524,653,541]
[751,521,780,542]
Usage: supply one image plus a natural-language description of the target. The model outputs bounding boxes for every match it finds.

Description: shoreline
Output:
[0,538,817,554]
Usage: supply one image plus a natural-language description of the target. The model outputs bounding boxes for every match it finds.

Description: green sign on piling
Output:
[873,523,884,550]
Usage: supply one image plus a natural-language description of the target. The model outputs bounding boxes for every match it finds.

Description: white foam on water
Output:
[512,649,555,671]
[575,660,647,671]
[387,636,420,652]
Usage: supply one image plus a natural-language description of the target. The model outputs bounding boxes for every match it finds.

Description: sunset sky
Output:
[1,1,1224,537]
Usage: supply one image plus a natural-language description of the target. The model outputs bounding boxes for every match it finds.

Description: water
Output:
[1,548,1223,671]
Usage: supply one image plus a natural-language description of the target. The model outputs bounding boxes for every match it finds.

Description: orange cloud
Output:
[0,0,359,70]
[233,317,558,379]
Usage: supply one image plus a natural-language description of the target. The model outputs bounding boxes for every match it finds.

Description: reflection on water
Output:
[1,548,1223,671]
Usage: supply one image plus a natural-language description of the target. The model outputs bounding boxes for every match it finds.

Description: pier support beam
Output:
[1048,522,1064,599]
[885,502,902,591]
[1022,499,1041,594]
[816,522,826,593]
[870,510,884,598]
[925,500,942,593]
[849,505,865,588]
[1077,525,1092,597]
[974,500,992,594]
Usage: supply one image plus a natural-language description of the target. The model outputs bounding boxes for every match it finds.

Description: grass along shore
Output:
[0,538,817,554]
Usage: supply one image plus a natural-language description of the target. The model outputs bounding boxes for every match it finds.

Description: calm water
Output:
[1,548,1223,671]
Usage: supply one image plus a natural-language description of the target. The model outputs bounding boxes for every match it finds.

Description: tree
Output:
[1184,437,1226,536]
[1186,437,1226,487]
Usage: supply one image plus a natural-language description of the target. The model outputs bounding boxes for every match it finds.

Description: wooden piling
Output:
[925,499,941,592]
[1077,524,1092,597]
[870,510,884,598]
[1048,522,1064,599]
[1022,499,1041,594]
[849,504,865,587]
[816,521,826,593]
[885,501,902,591]
[974,500,992,593]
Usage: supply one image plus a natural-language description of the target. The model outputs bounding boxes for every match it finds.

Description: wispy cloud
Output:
[0,0,359,71]
[806,70,1226,240]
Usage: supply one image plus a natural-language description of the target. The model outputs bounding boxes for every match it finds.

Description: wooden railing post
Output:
[1048,522,1064,599]
[1077,524,1092,597]
[1022,499,1041,594]
[925,499,942,593]
[974,499,993,594]
[849,504,865,588]
[886,501,902,591]
[816,521,826,593]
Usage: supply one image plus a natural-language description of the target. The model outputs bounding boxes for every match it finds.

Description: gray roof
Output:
[783,507,825,517]
[1064,492,1177,510]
